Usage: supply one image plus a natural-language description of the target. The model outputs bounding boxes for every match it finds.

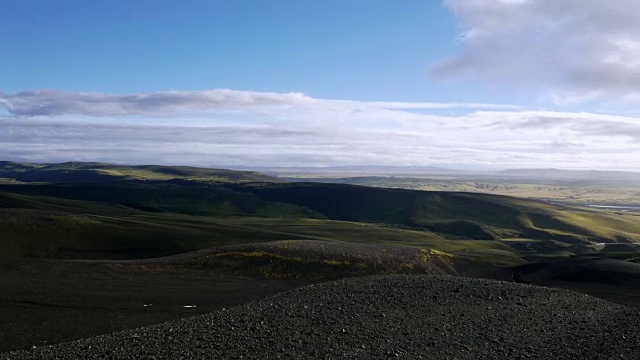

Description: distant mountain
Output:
[498,168,640,187]
[500,168,640,182]
[0,161,280,184]
[239,165,485,177]
[236,165,640,183]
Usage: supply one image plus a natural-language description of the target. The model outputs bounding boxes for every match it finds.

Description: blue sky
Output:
[2,0,640,170]
[2,0,465,101]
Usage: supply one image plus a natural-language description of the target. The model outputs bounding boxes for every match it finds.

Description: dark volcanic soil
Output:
[4,274,640,359]
[514,255,640,308]
[0,260,309,353]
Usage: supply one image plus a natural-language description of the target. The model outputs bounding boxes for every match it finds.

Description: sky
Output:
[2,0,640,171]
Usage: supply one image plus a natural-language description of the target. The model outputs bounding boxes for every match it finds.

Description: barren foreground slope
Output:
[4,275,639,360]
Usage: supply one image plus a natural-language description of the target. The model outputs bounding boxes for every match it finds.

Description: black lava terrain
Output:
[4,274,639,360]
[514,255,640,307]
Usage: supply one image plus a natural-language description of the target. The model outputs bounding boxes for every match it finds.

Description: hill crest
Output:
[0,161,280,184]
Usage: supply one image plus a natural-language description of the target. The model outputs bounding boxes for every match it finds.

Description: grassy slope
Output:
[0,161,280,183]
[243,183,640,245]
[3,165,640,352]
[0,210,521,267]
[4,161,637,247]
[145,239,511,280]
[216,218,521,266]
[299,175,640,205]
[1,175,639,272]
[2,180,639,267]
[0,187,521,271]
[0,183,319,217]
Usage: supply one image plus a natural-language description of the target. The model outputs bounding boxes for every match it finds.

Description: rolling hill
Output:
[0,161,280,183]
[1,162,640,352]
[241,182,640,246]
[2,169,639,265]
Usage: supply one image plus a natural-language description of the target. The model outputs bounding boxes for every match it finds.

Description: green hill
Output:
[144,239,510,280]
[241,183,640,246]
[0,161,279,183]
[2,180,639,267]
[0,182,318,217]
[2,167,639,352]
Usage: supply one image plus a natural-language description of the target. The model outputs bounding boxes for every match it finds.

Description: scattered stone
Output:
[3,275,639,360]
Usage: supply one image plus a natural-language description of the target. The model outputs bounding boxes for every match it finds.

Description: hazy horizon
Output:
[6,159,640,176]
[2,1,640,171]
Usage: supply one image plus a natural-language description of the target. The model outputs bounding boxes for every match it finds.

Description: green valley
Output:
[1,162,639,352]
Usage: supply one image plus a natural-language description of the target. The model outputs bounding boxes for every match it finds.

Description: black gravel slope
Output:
[3,275,640,359]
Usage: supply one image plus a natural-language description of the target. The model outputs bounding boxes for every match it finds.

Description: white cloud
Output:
[0,89,315,117]
[0,89,515,117]
[433,0,640,104]
[1,89,640,170]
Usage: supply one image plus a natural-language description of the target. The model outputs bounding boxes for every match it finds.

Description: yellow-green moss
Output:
[210,251,305,263]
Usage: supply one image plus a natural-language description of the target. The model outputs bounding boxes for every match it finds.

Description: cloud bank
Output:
[0,89,517,117]
[0,89,314,116]
[433,0,640,104]
[1,89,639,171]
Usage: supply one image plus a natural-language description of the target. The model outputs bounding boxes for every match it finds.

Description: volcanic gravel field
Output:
[3,274,640,359]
